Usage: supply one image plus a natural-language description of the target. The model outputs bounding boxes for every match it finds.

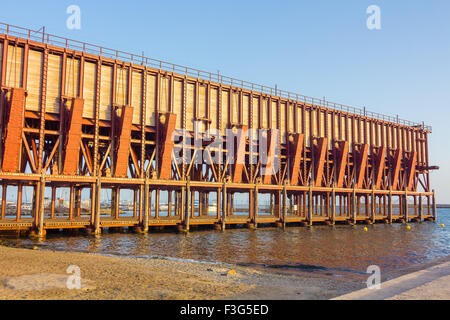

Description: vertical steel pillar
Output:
[205,193,209,217]
[419,195,423,221]
[404,191,409,223]
[221,181,227,231]
[185,181,191,231]
[69,186,74,220]
[1,184,6,220]
[143,177,149,232]
[148,188,153,222]
[155,189,160,219]
[388,189,393,224]
[254,186,258,224]
[199,192,203,217]
[17,184,22,221]
[180,186,186,227]
[94,178,101,235]
[230,193,234,217]
[38,172,46,237]
[89,185,95,225]
[114,187,120,220]
[133,189,138,218]
[168,190,172,217]
[282,185,287,228]
[249,189,254,224]
[413,196,417,217]
[75,187,81,218]
[275,190,281,219]
[307,187,313,226]
[191,190,195,218]
[270,193,274,215]
[432,190,437,220]
[371,190,376,223]
[331,187,336,225]
[32,183,40,227]
[138,185,144,224]
[174,191,178,218]
[216,188,221,220]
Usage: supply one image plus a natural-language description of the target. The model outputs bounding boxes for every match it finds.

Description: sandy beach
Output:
[1,243,449,300]
[0,245,363,300]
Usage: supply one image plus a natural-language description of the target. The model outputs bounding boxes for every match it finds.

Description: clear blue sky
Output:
[1,0,449,202]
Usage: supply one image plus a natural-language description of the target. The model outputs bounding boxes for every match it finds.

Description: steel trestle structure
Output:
[0,22,437,236]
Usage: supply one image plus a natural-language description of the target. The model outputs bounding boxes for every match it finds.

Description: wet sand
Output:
[0,245,362,300]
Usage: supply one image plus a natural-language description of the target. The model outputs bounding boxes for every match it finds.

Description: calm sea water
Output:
[5,209,450,280]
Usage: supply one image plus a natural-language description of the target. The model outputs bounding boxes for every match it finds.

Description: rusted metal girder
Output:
[374,147,386,190]
[391,149,403,190]
[407,151,417,191]
[232,125,248,183]
[114,105,133,178]
[2,88,25,173]
[63,98,84,175]
[336,141,349,188]
[313,137,328,187]
[158,113,176,180]
[356,144,369,189]
[289,133,304,186]
[263,129,279,185]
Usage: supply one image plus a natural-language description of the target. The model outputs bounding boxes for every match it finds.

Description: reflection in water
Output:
[8,210,450,279]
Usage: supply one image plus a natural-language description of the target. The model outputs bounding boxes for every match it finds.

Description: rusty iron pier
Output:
[0,22,437,237]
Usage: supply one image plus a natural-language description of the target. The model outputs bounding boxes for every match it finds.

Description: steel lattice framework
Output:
[0,22,436,236]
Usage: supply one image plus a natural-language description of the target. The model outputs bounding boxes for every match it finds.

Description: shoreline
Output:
[0,245,448,300]
[0,245,363,300]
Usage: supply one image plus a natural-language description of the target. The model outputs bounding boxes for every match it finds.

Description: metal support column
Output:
[94,178,101,235]
[331,187,336,225]
[371,189,376,224]
[143,176,149,232]
[419,194,423,221]
[352,187,357,224]
[221,180,227,231]
[388,188,393,224]
[282,184,287,228]
[38,171,46,237]
[405,191,409,223]
[185,180,191,231]
[308,186,313,226]
[432,189,437,220]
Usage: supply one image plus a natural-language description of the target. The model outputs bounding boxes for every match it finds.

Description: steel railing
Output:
[0,21,432,132]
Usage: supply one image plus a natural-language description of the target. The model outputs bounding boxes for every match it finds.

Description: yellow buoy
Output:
[363,227,368,232]
[228,270,237,275]
[406,225,411,230]
[441,224,445,228]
